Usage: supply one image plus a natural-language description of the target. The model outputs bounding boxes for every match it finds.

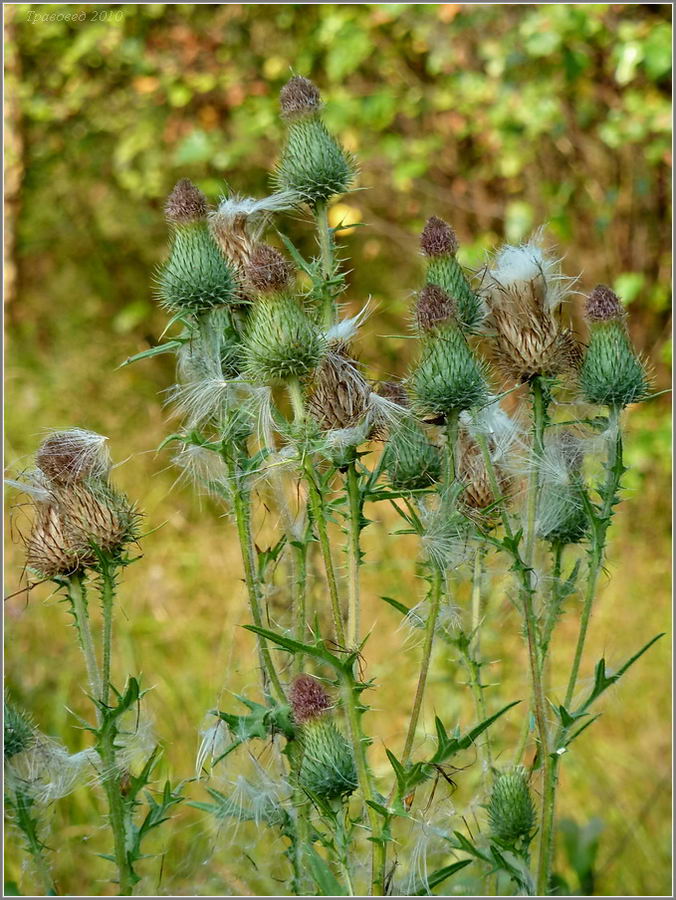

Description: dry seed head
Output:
[483,239,581,382]
[306,349,372,431]
[290,675,331,724]
[458,431,513,513]
[245,244,292,293]
[165,178,209,225]
[36,429,110,485]
[585,284,624,322]
[420,216,458,258]
[414,283,456,332]
[377,380,410,408]
[26,500,85,577]
[280,75,322,120]
[54,481,138,556]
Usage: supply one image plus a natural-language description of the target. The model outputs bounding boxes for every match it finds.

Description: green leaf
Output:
[243,625,350,672]
[581,633,664,711]
[306,846,348,896]
[380,595,411,617]
[411,858,472,894]
[117,339,185,368]
[429,701,521,766]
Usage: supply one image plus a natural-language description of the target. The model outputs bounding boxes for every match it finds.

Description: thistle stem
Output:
[305,462,346,648]
[467,547,493,776]
[98,724,136,895]
[346,458,362,649]
[401,565,443,765]
[231,465,286,704]
[12,790,57,896]
[100,559,116,707]
[540,542,564,679]
[67,572,102,719]
[537,405,624,893]
[314,201,336,328]
[339,676,386,895]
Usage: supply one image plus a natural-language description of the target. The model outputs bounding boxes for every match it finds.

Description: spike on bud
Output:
[415,283,456,332]
[586,284,624,322]
[246,244,292,293]
[420,216,458,258]
[290,675,331,724]
[165,178,208,225]
[280,75,322,120]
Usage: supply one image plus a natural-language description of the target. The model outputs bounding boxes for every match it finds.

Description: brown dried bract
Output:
[280,76,322,120]
[420,216,458,258]
[306,349,372,431]
[165,178,208,225]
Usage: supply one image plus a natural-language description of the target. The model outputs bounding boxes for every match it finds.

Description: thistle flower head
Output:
[487,767,536,851]
[458,430,514,515]
[306,348,372,432]
[245,243,293,293]
[585,284,625,322]
[536,430,588,545]
[580,284,648,408]
[280,75,322,120]
[414,283,456,332]
[420,216,458,258]
[164,178,209,225]
[383,420,441,490]
[35,429,111,485]
[482,236,581,382]
[299,717,357,801]
[4,698,36,760]
[290,674,331,724]
[5,730,96,805]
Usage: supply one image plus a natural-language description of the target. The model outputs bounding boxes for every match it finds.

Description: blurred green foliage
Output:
[4,4,672,896]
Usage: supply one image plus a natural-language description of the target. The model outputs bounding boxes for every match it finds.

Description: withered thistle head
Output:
[482,240,581,382]
[245,244,292,293]
[35,429,110,485]
[377,380,409,408]
[306,349,372,431]
[458,432,513,515]
[585,284,624,322]
[280,75,322,120]
[290,675,331,724]
[26,501,83,578]
[415,283,456,332]
[165,178,209,225]
[420,216,458,258]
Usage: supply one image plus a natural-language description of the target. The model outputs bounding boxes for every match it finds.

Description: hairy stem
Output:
[537,405,624,894]
[540,542,564,681]
[401,565,443,765]
[346,458,363,649]
[67,573,102,718]
[100,560,116,707]
[231,464,286,703]
[314,201,336,329]
[466,548,493,777]
[98,725,135,895]
[305,462,347,648]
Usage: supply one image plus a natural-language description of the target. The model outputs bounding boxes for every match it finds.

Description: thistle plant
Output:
[11,72,656,897]
[6,430,182,895]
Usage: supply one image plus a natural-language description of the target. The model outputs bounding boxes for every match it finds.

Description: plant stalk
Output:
[67,573,102,719]
[346,458,363,649]
[100,560,116,707]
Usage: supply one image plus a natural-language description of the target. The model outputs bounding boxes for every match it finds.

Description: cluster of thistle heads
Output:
[153,75,647,543]
[14,429,138,581]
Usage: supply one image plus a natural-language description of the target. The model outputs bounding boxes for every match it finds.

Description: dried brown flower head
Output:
[585,284,624,322]
[280,75,322,120]
[420,216,458,258]
[458,432,514,515]
[306,349,372,431]
[245,244,292,293]
[290,675,331,724]
[35,430,110,485]
[414,283,456,332]
[483,242,581,382]
[165,178,209,225]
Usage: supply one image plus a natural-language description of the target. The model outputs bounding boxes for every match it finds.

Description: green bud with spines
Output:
[408,288,490,420]
[487,767,536,853]
[383,420,441,490]
[274,76,355,207]
[537,485,588,545]
[290,675,357,802]
[242,293,325,385]
[580,285,648,408]
[421,217,485,332]
[157,179,238,315]
[4,698,36,760]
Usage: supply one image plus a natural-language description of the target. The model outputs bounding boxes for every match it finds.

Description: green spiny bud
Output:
[275,78,355,207]
[299,717,358,801]
[4,699,36,760]
[580,285,648,408]
[383,421,441,490]
[158,181,237,315]
[414,283,455,333]
[537,484,588,545]
[487,768,536,851]
[409,323,490,421]
[421,217,484,331]
[242,294,325,384]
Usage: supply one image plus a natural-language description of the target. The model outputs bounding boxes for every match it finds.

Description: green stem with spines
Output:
[346,457,363,649]
[229,456,286,704]
[339,675,386,896]
[98,727,136,895]
[314,201,336,329]
[100,558,116,707]
[11,789,57,896]
[540,541,564,679]
[466,547,493,778]
[537,404,624,894]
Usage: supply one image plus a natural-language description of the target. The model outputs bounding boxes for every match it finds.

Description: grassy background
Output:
[4,4,671,895]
